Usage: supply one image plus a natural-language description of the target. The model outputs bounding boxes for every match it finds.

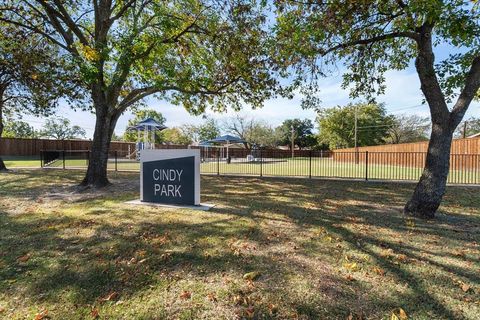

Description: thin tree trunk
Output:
[404,124,453,218]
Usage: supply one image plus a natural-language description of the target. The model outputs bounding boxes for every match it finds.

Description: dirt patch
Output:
[40,174,140,203]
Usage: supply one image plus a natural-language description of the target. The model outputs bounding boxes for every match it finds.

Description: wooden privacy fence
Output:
[333,137,480,170]
[334,137,480,154]
[0,137,136,156]
[0,137,194,156]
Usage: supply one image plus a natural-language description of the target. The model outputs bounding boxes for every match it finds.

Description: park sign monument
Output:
[140,149,200,206]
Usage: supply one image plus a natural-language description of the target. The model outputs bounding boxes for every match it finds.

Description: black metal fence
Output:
[33,149,480,185]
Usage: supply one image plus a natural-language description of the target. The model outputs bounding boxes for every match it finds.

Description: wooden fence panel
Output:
[0,137,138,156]
[333,137,480,170]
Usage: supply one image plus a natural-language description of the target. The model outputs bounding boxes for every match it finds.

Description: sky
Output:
[18,61,480,139]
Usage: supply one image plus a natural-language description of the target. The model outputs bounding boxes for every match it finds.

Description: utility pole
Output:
[463,121,467,139]
[291,124,295,158]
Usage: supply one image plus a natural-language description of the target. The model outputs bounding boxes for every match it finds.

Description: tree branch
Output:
[319,31,419,56]
[0,17,71,52]
[48,0,89,44]
[116,77,241,114]
[450,55,480,128]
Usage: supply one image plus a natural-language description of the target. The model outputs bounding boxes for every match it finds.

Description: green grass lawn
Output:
[0,170,478,319]
[3,159,41,168]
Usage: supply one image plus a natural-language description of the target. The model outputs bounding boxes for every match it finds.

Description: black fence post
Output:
[309,150,312,179]
[260,149,263,177]
[115,150,118,171]
[365,151,369,181]
[62,150,66,169]
[217,148,220,176]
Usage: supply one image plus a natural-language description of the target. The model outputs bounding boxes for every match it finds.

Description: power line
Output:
[388,104,426,113]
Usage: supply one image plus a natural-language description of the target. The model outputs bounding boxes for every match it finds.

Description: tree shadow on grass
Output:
[0,210,383,319]
[0,173,478,319]
[202,176,480,319]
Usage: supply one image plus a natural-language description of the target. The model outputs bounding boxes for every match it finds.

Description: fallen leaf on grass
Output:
[99,291,118,303]
[391,307,408,320]
[245,306,255,318]
[461,283,471,293]
[207,292,217,302]
[243,271,261,281]
[372,267,386,276]
[345,274,355,281]
[91,308,99,319]
[343,262,359,272]
[267,303,277,315]
[17,254,31,263]
[179,290,191,300]
[34,309,48,320]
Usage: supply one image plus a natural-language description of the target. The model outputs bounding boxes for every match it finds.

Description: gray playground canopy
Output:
[127,117,167,132]
[205,135,246,158]
[206,134,245,144]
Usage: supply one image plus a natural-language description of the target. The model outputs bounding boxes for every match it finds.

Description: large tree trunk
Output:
[403,25,453,219]
[404,124,454,218]
[80,87,119,188]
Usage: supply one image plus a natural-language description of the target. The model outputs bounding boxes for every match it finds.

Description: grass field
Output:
[5,156,479,184]
[0,170,479,319]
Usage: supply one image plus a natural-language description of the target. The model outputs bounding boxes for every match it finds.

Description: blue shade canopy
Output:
[127,118,167,132]
[207,134,245,144]
[198,141,213,146]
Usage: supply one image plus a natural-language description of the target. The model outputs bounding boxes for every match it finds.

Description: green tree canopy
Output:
[2,118,36,139]
[318,103,394,149]
[223,114,278,148]
[274,1,480,217]
[0,22,80,170]
[161,127,193,145]
[275,118,316,150]
[1,0,279,186]
[181,118,220,143]
[39,117,86,140]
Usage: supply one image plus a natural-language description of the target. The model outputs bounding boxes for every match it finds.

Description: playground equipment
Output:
[126,118,167,159]
[206,134,245,160]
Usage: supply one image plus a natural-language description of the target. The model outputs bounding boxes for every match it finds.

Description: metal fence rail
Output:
[37,149,480,185]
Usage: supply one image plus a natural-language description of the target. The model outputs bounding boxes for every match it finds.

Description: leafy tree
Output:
[182,118,220,143]
[317,103,394,149]
[0,23,79,171]
[161,127,193,145]
[1,1,278,187]
[386,114,430,144]
[40,117,86,140]
[111,132,123,142]
[2,118,36,138]
[276,119,316,150]
[274,1,480,218]
[223,114,278,148]
[455,116,480,138]
[123,109,166,143]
